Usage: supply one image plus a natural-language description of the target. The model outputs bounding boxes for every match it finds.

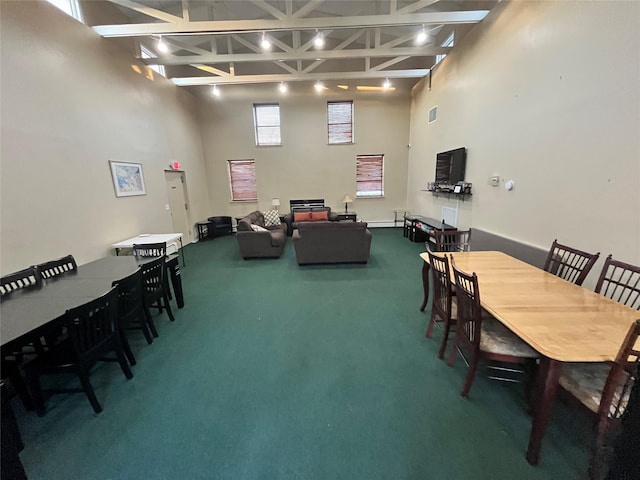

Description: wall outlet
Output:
[489,176,500,186]
[165,204,170,211]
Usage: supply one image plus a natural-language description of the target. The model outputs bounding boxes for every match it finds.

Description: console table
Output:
[403,215,457,246]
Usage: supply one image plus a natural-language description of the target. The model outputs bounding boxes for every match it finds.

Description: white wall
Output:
[197,86,411,224]
[0,1,210,273]
[407,1,640,269]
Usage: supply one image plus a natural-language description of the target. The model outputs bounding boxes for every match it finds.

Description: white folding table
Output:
[112,233,185,266]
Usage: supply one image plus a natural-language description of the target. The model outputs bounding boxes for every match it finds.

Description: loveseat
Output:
[236,211,288,259]
[292,221,372,265]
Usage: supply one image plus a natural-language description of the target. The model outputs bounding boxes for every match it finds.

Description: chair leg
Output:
[119,330,136,366]
[438,319,453,359]
[77,368,102,414]
[163,295,175,322]
[446,337,459,366]
[113,342,134,380]
[461,353,480,398]
[5,362,34,411]
[25,367,46,417]
[143,307,159,337]
[425,310,437,338]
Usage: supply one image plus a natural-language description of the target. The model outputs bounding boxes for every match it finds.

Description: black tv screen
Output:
[435,147,466,185]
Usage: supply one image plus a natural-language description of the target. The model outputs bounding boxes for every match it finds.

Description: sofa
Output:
[292,221,372,265]
[282,199,339,235]
[236,211,288,259]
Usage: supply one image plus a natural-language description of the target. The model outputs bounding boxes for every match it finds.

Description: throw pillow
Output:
[250,224,268,232]
[263,210,281,226]
[293,211,312,222]
[311,210,329,221]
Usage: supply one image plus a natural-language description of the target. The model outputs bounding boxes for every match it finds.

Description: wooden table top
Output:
[420,251,639,362]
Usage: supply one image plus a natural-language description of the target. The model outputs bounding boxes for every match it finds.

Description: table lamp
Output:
[271,198,280,211]
[342,194,353,213]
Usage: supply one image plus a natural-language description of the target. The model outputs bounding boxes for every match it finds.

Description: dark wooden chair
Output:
[111,268,152,366]
[558,319,640,480]
[207,216,233,238]
[37,254,77,280]
[447,256,539,397]
[25,286,133,415]
[425,249,457,359]
[434,229,472,252]
[0,266,41,296]
[132,242,166,259]
[140,256,175,330]
[594,255,640,310]
[543,239,599,286]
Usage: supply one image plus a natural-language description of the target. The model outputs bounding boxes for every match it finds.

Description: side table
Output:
[196,221,211,241]
[335,212,357,222]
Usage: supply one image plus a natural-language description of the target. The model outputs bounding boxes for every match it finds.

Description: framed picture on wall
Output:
[109,161,146,197]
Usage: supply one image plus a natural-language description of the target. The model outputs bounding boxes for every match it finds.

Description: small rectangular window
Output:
[228,160,257,201]
[328,101,354,144]
[253,104,281,146]
[356,154,384,197]
[140,45,166,77]
[46,0,84,22]
[436,32,455,65]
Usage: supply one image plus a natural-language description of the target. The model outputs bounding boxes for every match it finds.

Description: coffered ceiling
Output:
[90,0,500,92]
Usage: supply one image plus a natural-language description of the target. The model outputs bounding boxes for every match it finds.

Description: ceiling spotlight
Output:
[383,78,392,89]
[261,32,271,50]
[279,82,288,93]
[416,25,428,45]
[157,36,169,53]
[211,85,221,97]
[314,81,324,92]
[313,31,325,49]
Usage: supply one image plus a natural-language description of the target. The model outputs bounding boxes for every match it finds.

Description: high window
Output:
[46,0,83,22]
[140,45,166,77]
[356,154,384,197]
[253,104,281,146]
[327,101,354,144]
[435,32,455,65]
[228,160,257,201]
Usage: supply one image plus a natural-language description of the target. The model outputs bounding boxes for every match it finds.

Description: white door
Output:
[165,171,192,244]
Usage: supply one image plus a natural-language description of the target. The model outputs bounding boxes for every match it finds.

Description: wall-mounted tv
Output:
[435,147,467,185]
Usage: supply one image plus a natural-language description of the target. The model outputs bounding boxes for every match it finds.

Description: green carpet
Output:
[15,229,591,479]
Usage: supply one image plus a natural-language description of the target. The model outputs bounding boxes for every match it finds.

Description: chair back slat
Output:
[543,239,599,286]
[427,248,453,319]
[37,255,77,280]
[450,256,483,350]
[112,269,144,326]
[595,255,640,310]
[140,256,167,302]
[133,242,166,259]
[433,229,472,253]
[65,287,119,359]
[1,266,41,296]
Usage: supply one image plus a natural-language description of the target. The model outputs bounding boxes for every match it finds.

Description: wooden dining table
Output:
[419,250,640,465]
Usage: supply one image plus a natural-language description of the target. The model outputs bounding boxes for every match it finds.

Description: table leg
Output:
[526,357,562,465]
[420,261,430,312]
[179,238,185,267]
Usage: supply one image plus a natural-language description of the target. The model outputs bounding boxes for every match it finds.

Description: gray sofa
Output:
[292,221,372,265]
[236,211,288,259]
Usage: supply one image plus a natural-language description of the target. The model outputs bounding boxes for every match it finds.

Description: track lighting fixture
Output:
[157,35,169,53]
[261,32,271,50]
[313,31,325,48]
[211,85,221,97]
[416,26,428,45]
[279,82,288,93]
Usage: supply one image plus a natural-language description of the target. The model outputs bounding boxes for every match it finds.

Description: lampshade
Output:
[342,194,353,204]
[271,198,280,207]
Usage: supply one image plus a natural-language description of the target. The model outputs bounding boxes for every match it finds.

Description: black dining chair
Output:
[111,268,152,366]
[0,266,41,296]
[543,240,600,286]
[25,286,133,415]
[133,242,174,302]
[37,255,77,280]
[594,255,640,310]
[140,256,175,331]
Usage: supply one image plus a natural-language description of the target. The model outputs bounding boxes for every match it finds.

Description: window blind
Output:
[253,104,281,146]
[356,154,384,197]
[228,160,257,201]
[327,101,353,144]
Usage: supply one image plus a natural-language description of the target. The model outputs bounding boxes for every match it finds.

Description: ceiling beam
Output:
[107,0,184,23]
[143,46,449,66]
[172,69,430,86]
[93,11,489,37]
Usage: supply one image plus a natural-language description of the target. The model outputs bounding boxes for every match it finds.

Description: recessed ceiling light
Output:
[279,82,288,93]
[211,85,221,97]
[383,78,392,89]
[314,81,324,92]
[416,26,428,45]
[261,32,271,50]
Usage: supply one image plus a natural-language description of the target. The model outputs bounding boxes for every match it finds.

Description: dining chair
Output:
[433,229,472,252]
[594,255,640,310]
[132,242,166,259]
[0,266,41,296]
[37,255,77,280]
[558,319,639,480]
[25,286,133,415]
[140,256,175,331]
[111,268,153,366]
[425,248,457,359]
[543,240,600,286]
[447,256,539,397]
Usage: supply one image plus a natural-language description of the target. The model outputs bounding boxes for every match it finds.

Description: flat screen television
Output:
[435,147,466,185]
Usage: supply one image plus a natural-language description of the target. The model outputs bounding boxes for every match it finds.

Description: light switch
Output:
[165,204,170,211]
